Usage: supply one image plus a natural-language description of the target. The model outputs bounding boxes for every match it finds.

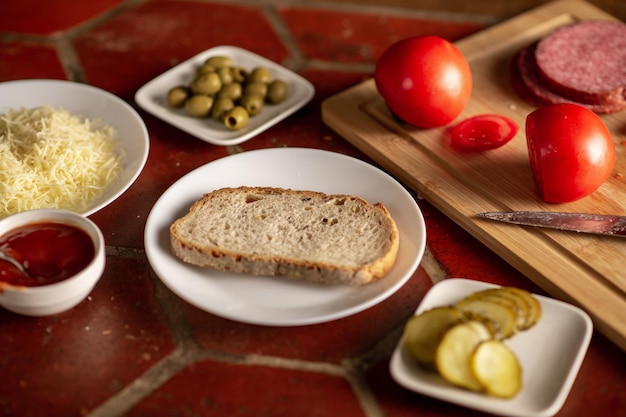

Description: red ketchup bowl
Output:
[0,209,105,316]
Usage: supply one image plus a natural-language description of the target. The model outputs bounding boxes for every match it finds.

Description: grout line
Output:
[87,345,201,417]
[55,37,89,83]
[63,0,149,40]
[105,246,146,259]
[233,352,346,376]
[87,259,202,416]
[305,59,376,74]
[345,364,386,417]
[187,0,496,24]
[342,324,405,417]
[420,246,450,285]
[260,4,307,72]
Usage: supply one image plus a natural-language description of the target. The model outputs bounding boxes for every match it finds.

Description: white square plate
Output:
[390,278,592,417]
[135,45,315,146]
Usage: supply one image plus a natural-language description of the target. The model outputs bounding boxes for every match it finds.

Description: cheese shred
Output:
[0,105,125,217]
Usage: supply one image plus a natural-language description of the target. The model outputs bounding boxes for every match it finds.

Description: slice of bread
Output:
[169,186,399,285]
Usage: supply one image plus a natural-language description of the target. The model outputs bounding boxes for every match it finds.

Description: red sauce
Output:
[0,222,95,287]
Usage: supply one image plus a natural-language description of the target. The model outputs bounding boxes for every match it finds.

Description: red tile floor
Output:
[0,1,624,416]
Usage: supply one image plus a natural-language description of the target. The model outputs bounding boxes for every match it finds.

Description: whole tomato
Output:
[374,35,472,129]
[525,103,616,203]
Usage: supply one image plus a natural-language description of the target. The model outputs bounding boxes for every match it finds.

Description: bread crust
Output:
[170,186,400,286]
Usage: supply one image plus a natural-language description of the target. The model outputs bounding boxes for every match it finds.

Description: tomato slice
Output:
[449,114,518,151]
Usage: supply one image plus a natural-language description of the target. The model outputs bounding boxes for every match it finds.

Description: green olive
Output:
[204,56,232,68]
[191,72,222,95]
[168,56,286,127]
[240,94,264,116]
[218,83,243,101]
[223,106,249,130]
[211,97,235,121]
[217,67,233,85]
[196,63,216,76]
[166,85,190,108]
[248,66,272,84]
[231,66,248,83]
[244,82,267,99]
[184,94,213,118]
[266,79,288,104]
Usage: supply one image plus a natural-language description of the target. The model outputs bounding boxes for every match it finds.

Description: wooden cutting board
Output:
[322,0,626,351]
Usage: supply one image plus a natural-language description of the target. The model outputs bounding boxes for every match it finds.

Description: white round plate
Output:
[390,278,593,417]
[144,148,426,326]
[135,45,315,146]
[0,79,149,217]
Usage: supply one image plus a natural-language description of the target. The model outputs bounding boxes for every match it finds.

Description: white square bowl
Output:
[135,45,315,146]
[390,278,593,417]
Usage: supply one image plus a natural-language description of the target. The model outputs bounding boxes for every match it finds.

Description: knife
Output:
[475,211,626,238]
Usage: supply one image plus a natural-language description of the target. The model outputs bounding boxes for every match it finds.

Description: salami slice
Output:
[513,43,626,114]
[534,20,626,106]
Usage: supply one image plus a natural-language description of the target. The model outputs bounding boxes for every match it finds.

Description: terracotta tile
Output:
[127,359,367,417]
[72,0,289,101]
[278,7,484,63]
[558,334,626,416]
[0,40,67,81]
[0,0,124,35]
[179,267,431,362]
[89,118,229,249]
[0,256,174,416]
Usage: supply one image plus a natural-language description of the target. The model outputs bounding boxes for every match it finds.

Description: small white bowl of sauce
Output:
[0,209,105,316]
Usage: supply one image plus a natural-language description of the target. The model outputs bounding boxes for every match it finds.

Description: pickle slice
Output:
[435,320,492,392]
[466,288,530,331]
[455,297,518,339]
[503,287,542,329]
[401,286,540,398]
[403,306,463,370]
[471,339,522,398]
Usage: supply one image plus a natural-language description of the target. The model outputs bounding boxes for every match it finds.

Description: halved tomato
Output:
[525,103,615,203]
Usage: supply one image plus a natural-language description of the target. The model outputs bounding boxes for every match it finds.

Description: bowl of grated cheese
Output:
[0,79,149,218]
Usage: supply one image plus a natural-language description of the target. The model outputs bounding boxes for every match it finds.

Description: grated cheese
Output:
[0,105,125,218]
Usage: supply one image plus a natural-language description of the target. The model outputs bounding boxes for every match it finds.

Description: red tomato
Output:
[525,103,615,203]
[374,35,472,128]
[449,114,518,151]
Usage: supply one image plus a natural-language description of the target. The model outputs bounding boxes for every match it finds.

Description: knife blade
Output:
[475,211,626,238]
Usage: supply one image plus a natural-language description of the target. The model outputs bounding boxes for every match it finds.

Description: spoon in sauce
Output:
[0,250,30,278]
